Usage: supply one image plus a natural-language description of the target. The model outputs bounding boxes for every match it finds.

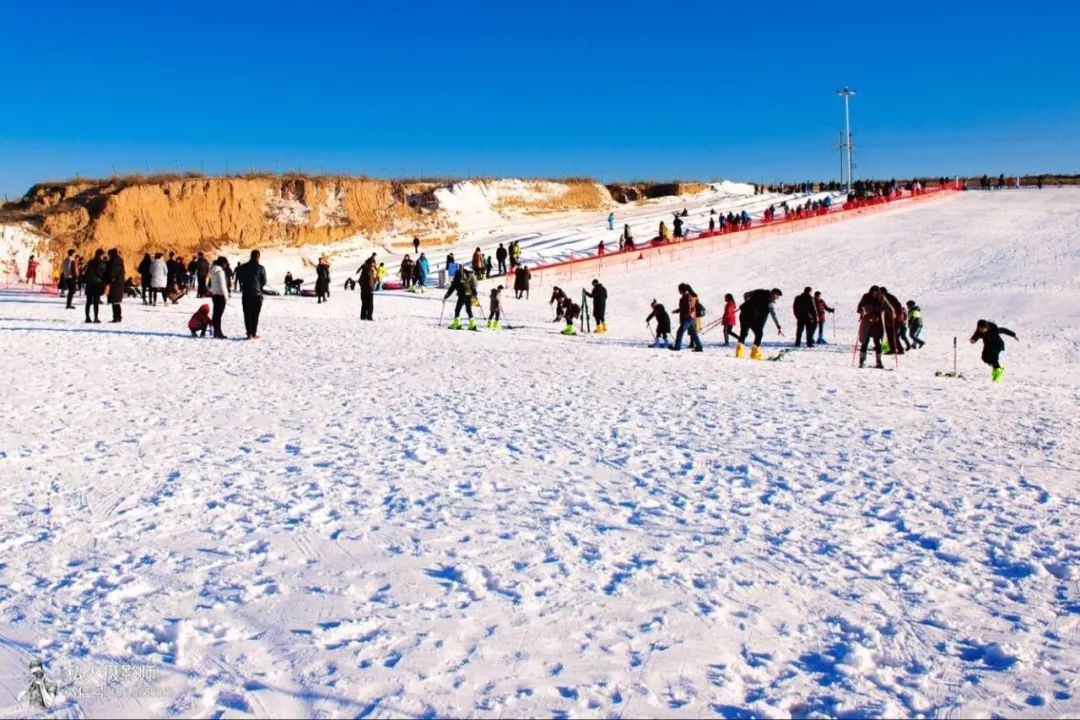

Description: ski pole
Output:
[953,336,957,376]
[437,299,446,328]
[851,318,861,367]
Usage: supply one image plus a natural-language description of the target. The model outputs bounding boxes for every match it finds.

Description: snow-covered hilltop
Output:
[0,189,1076,718]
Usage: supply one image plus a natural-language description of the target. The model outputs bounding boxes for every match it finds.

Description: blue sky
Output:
[1,0,1078,198]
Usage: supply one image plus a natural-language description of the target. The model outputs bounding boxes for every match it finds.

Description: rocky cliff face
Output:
[1,175,444,261]
[0,174,717,265]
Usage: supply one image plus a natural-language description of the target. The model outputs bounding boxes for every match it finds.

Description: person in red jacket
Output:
[721,293,737,346]
[188,303,212,337]
[25,255,39,285]
[814,291,835,344]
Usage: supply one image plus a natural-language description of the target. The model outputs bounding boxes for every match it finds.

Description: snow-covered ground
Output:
[0,189,1077,718]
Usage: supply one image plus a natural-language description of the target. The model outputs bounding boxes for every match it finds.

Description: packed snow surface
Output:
[0,190,1077,718]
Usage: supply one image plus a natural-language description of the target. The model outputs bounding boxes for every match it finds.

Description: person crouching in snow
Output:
[562,299,580,335]
[488,286,504,329]
[188,304,212,337]
[444,266,479,330]
[646,299,671,348]
[971,319,1017,383]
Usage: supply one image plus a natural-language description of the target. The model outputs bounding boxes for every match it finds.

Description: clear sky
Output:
[2,0,1079,199]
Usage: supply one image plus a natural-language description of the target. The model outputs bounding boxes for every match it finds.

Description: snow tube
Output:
[382,282,404,290]
[299,288,316,297]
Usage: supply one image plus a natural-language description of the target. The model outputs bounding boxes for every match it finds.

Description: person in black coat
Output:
[235,249,268,338]
[792,286,817,348]
[737,288,783,357]
[583,279,608,333]
[83,249,107,323]
[137,253,152,304]
[971,320,1017,382]
[496,243,508,275]
[315,257,331,304]
[105,248,126,322]
[645,299,671,348]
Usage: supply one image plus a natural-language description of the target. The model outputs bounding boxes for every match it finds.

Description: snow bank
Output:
[0,189,1076,718]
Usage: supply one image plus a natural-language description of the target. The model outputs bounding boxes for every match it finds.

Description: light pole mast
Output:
[837,130,844,186]
[836,86,856,193]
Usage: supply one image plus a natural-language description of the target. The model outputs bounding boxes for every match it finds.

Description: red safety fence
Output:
[531,184,960,288]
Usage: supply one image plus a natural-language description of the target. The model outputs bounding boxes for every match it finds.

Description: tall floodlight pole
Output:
[837,130,845,186]
[836,87,856,192]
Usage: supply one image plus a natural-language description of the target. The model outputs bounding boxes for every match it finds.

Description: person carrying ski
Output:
[792,286,817,348]
[736,288,783,359]
[856,286,890,369]
[671,284,703,352]
[488,286,504,329]
[562,299,580,336]
[721,293,737,346]
[584,279,608,333]
[971,319,1017,382]
[906,300,925,348]
[444,266,479,330]
[814,291,835,343]
[646,299,672,348]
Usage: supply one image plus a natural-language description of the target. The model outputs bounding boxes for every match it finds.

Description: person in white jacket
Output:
[149,253,168,306]
[209,256,229,339]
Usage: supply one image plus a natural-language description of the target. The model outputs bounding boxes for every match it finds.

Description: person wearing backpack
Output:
[444,266,479,330]
[671,283,703,352]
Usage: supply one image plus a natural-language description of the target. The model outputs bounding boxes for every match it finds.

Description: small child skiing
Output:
[722,293,738,346]
[488,286,503,329]
[906,300,926,348]
[970,319,1017,382]
[188,303,212,337]
[646,299,671,348]
[562,300,580,336]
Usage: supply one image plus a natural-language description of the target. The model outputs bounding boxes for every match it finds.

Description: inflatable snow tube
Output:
[382,282,404,291]
[299,288,317,297]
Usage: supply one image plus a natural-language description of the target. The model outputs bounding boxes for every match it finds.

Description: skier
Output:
[646,299,672,348]
[607,211,615,231]
[879,286,905,354]
[971,319,1017,383]
[496,243,508,275]
[792,286,817,348]
[550,286,567,322]
[188,304,212,337]
[906,300,925,348]
[444,266,479,330]
[105,248,125,323]
[83,249,107,323]
[487,285,504,329]
[583,279,608,333]
[671,284,703,352]
[562,299,580,336]
[856,286,890,369]
[721,293,737,346]
[814,291,835,344]
[735,288,783,359]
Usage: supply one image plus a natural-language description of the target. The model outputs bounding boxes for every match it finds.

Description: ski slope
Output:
[0,189,1077,718]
